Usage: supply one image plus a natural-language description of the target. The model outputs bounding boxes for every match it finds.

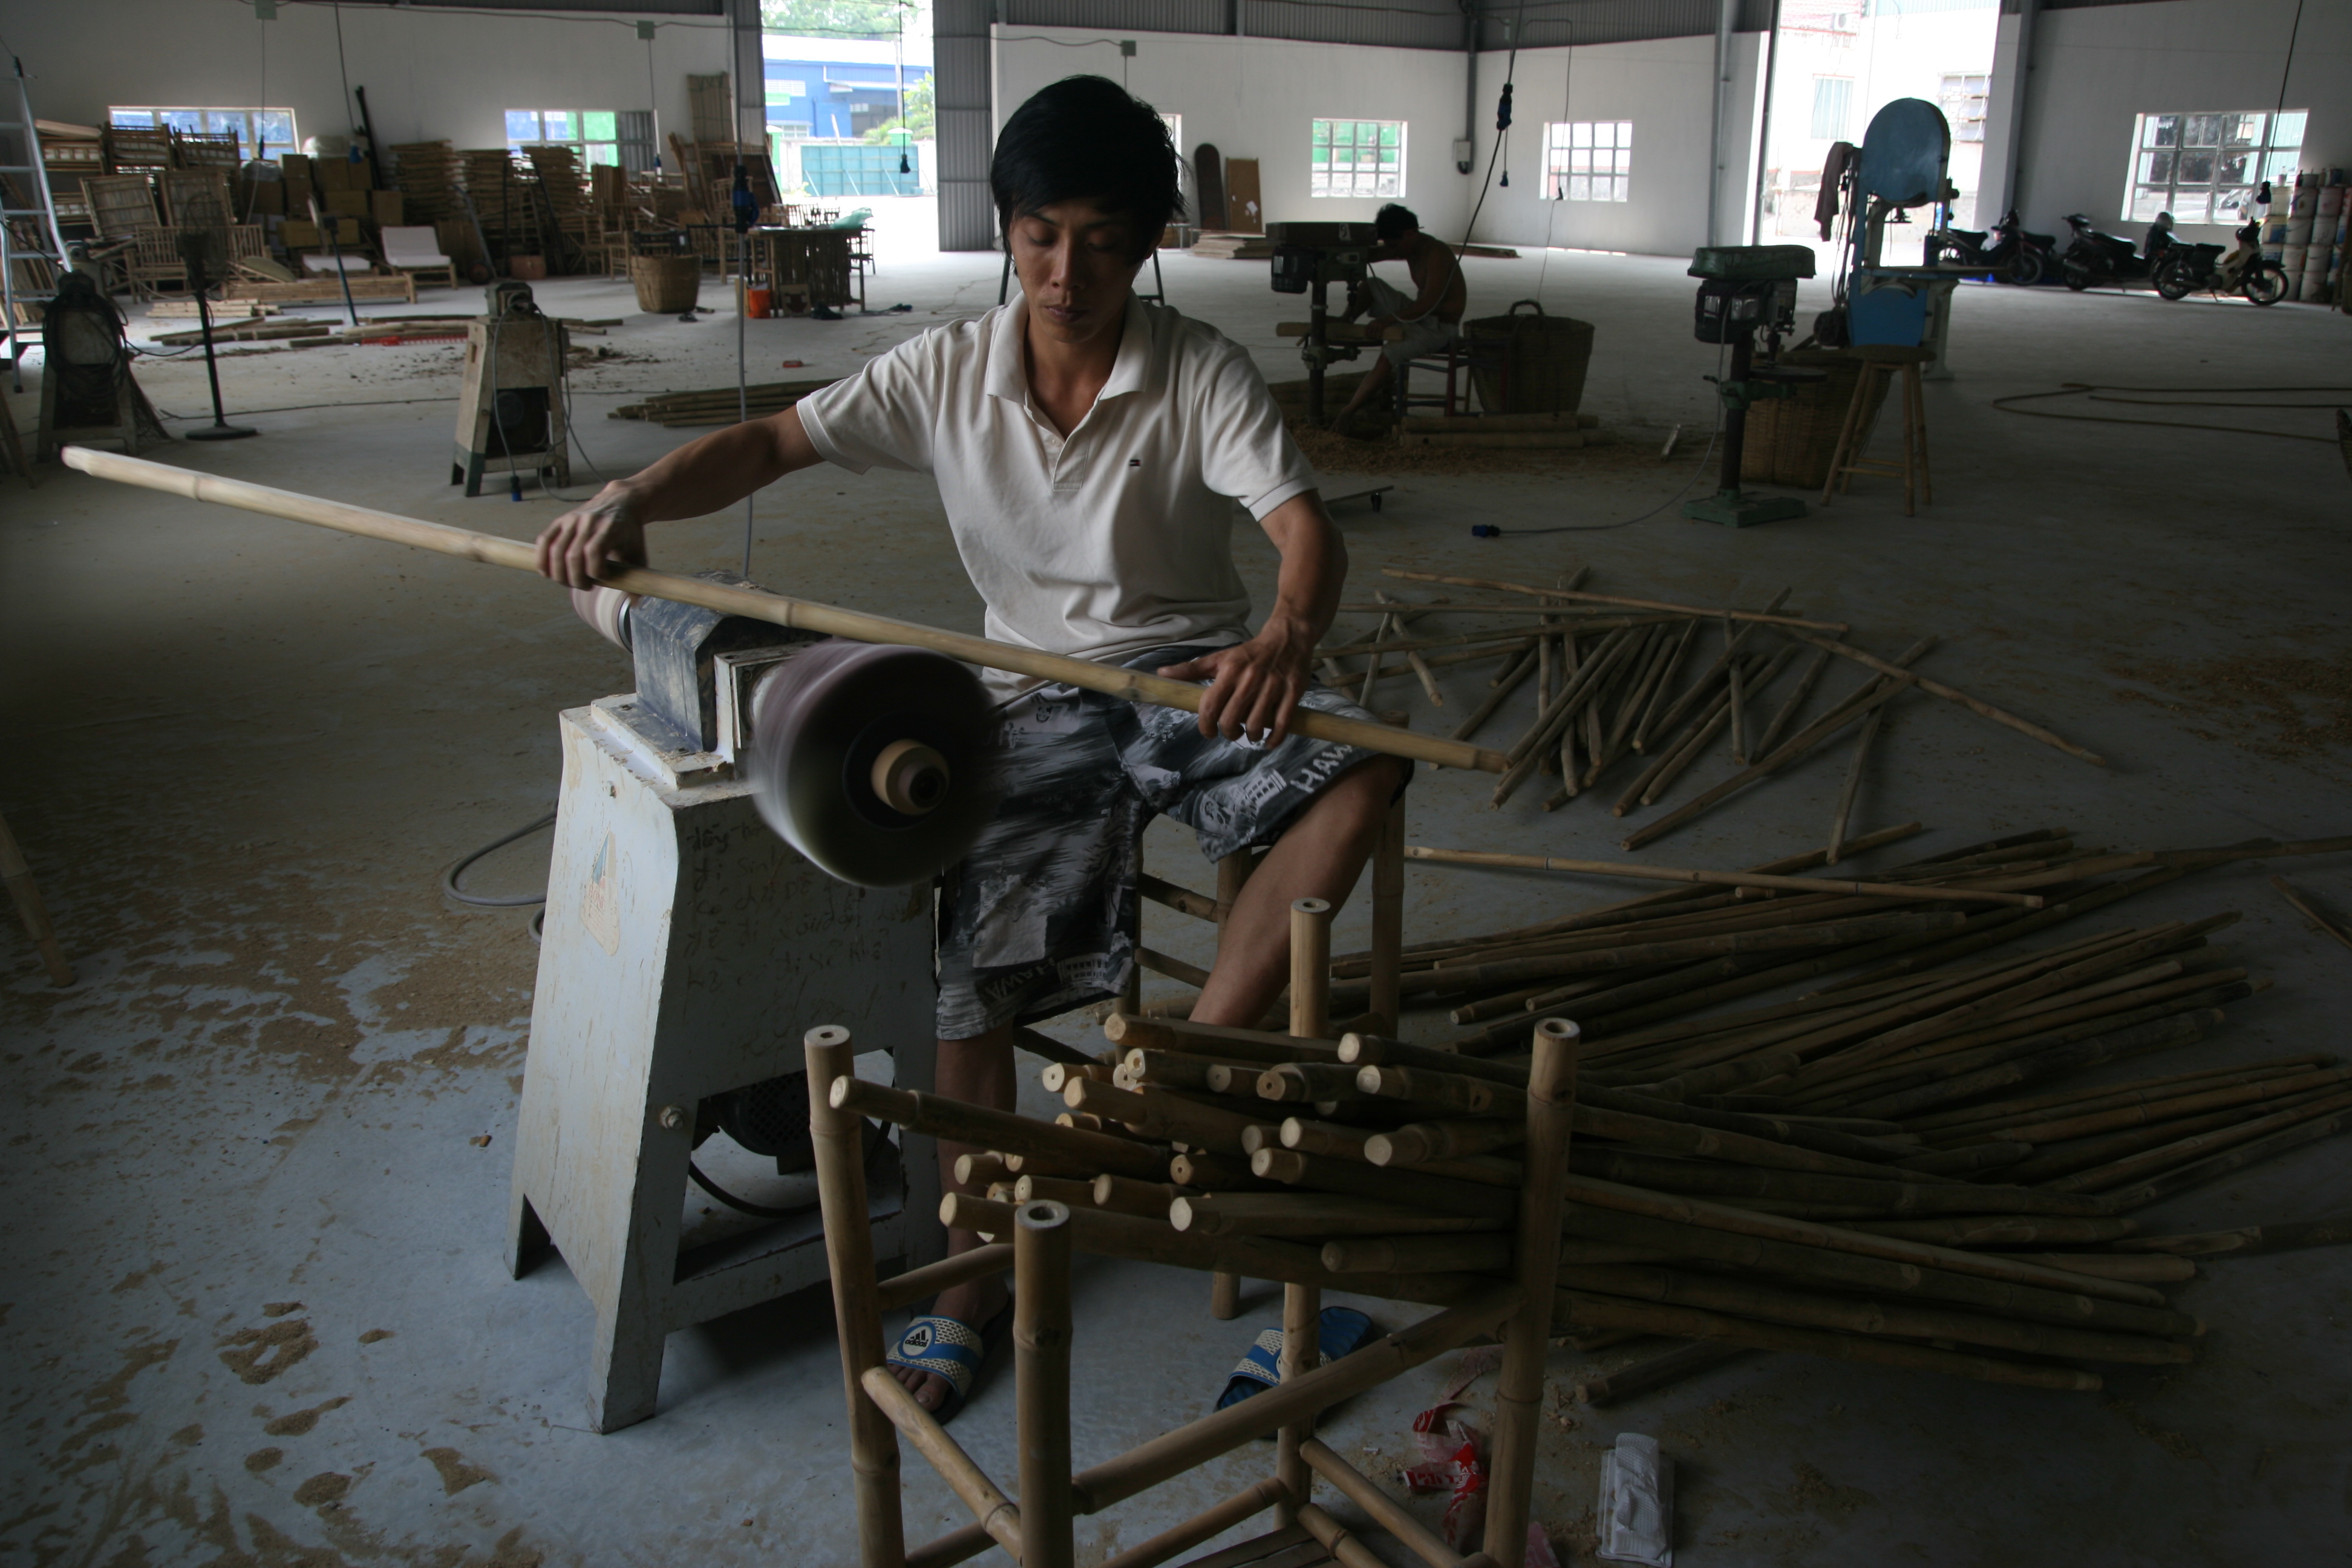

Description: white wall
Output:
[2016,0,2352,242]
[993,26,1480,240]
[9,0,735,158]
[1466,34,1763,258]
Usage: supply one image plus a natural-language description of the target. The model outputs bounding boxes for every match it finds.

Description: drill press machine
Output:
[1681,245,1823,529]
[1269,220,1378,423]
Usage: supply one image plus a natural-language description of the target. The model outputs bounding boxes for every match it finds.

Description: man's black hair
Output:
[991,75,1183,260]
[1374,203,1420,241]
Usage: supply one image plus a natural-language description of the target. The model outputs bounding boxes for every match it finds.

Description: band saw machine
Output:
[60,447,1495,1430]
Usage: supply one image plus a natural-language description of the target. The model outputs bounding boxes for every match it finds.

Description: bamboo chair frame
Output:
[1820,346,1934,518]
[805,903,1578,1568]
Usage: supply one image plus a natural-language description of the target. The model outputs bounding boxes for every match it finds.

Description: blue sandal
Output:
[886,1301,1012,1425]
[1217,1307,1378,1418]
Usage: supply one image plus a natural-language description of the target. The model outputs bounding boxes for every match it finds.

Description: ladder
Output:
[0,57,73,391]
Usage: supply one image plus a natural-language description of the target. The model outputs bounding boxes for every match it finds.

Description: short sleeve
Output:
[794,330,944,475]
[1197,350,1320,520]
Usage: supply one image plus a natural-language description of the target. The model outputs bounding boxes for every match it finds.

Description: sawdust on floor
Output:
[2107,647,2352,762]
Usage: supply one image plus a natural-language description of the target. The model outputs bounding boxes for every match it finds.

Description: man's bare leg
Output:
[891,1022,1014,1413]
[1328,354,1395,430]
[1192,757,1407,1028]
[888,757,1404,1410]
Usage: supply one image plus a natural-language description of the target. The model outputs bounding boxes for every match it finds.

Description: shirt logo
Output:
[1128,457,1142,468]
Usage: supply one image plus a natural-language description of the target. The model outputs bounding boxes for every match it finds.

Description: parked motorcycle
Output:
[2154,218,2289,305]
[2060,211,2181,291]
[1987,208,2057,286]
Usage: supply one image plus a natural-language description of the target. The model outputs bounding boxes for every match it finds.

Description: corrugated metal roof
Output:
[995,0,1774,51]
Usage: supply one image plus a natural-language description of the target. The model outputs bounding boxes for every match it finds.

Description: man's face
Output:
[1374,225,1417,260]
[1009,198,1149,347]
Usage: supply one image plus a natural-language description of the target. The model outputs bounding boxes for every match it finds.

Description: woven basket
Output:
[1740,348,1891,489]
[1464,300,1595,415]
[629,254,701,315]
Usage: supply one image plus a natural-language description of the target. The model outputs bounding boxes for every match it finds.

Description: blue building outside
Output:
[762,33,933,197]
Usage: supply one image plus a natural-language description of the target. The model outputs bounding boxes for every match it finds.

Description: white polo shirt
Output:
[795,296,1320,695]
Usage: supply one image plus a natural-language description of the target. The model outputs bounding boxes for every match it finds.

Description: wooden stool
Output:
[1820,344,1934,516]
[805,952,1578,1568]
[1393,335,1507,420]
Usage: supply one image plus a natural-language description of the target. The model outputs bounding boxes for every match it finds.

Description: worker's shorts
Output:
[1361,276,1459,369]
[932,644,1406,1040]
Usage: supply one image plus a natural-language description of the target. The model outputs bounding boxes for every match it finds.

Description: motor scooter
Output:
[2060,211,2180,290]
[1985,208,2057,285]
[2154,218,2289,305]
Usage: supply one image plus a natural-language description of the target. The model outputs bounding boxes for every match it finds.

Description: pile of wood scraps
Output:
[390,140,463,225]
[607,379,837,427]
[1192,232,1276,260]
[1318,569,2105,847]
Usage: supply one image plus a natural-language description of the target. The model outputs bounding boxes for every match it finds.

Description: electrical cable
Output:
[441,811,556,908]
[688,1159,817,1220]
[1471,341,1728,537]
[1991,382,2350,444]
[156,395,459,419]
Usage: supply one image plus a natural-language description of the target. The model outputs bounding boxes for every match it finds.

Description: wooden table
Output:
[752,226,864,311]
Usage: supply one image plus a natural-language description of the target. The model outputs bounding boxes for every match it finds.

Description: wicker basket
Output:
[1740,348,1892,489]
[629,254,701,315]
[1464,299,1595,415]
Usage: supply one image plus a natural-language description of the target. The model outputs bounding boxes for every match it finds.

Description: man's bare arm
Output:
[534,405,826,589]
[1156,491,1345,742]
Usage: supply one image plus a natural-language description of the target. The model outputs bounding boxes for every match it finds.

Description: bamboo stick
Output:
[1622,639,1934,850]
[1402,846,2044,909]
[1065,1077,1268,1154]
[1299,1441,1465,1568]
[1791,631,2106,767]
[1321,1233,1517,1273]
[1091,1480,1292,1568]
[832,1077,1168,1181]
[1995,1253,2198,1283]
[2114,1212,2352,1258]
[806,1028,907,1568]
[876,1244,1014,1318]
[1014,1201,1076,1568]
[62,449,1506,775]
[1631,617,1704,753]
[1492,629,1648,805]
[1572,1263,2186,1365]
[2104,1103,2352,1210]
[1091,1174,1188,1220]
[1382,567,1846,630]
[1276,1280,1319,1525]
[861,1367,1023,1554]
[1753,647,1831,759]
[1844,1215,2137,1247]
[2272,875,2352,954]
[1062,1288,1525,1516]
[1258,1062,1371,1103]
[1450,640,1538,746]
[1371,802,1406,1033]
[1103,1014,1345,1065]
[1567,1146,2102,1217]
[1563,1173,2177,1311]
[1557,1290,2101,1390]
[1829,1008,2226,1123]
[1209,1271,1243,1321]
[1175,1191,1508,1237]
[1575,1341,1747,1406]
[1356,1063,1514,1118]
[1252,1147,1520,1218]
[1486,1018,1579,1568]
[1994,1067,2352,1149]
[1366,1119,1527,1166]
[1909,1054,2335,1137]
[1827,701,1892,864]
[1169,1151,1268,1189]
[2054,1086,2352,1195]
[1575,1101,1964,1186]
[1014,1174,1099,1207]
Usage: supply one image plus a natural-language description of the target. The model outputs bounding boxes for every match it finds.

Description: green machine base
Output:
[1682,488,1808,528]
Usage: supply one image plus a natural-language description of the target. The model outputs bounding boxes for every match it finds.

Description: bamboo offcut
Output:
[1014,1201,1076,1568]
[60,448,1505,775]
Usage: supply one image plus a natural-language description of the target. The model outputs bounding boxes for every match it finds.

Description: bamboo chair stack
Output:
[809,906,1575,1568]
[1316,569,2105,853]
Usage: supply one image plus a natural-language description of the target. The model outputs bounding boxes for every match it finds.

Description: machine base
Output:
[1683,488,1809,528]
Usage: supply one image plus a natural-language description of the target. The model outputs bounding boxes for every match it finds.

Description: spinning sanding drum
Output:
[746,641,997,887]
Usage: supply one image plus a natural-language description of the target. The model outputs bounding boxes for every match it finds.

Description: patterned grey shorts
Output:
[934,644,1405,1039]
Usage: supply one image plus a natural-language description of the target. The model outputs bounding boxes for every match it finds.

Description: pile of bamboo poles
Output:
[1317,569,2104,851]
[843,832,2352,1406]
[607,378,838,427]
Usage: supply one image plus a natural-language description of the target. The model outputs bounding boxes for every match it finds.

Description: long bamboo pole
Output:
[805,1028,907,1568]
[1014,1201,1076,1568]
[1382,567,1846,632]
[1402,846,2044,909]
[60,447,1504,774]
[1790,631,2106,767]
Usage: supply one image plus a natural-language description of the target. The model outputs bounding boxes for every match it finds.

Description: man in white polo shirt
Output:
[535,74,1406,1418]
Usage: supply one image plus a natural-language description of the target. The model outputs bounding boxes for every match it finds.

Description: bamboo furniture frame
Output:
[1820,345,1933,517]
[805,939,1580,1568]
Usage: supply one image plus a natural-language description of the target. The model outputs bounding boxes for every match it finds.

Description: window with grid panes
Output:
[109,106,297,162]
[1546,122,1630,202]
[506,109,622,167]
[2126,110,2304,224]
[1310,119,1404,199]
[1939,74,1988,144]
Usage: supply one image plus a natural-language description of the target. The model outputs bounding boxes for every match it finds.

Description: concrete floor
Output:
[3,243,2350,1567]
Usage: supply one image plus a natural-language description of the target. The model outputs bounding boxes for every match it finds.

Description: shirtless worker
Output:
[1328,202,1468,429]
[532,76,1408,1420]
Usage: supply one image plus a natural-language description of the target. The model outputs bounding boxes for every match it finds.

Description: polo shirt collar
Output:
[985,293,1153,406]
